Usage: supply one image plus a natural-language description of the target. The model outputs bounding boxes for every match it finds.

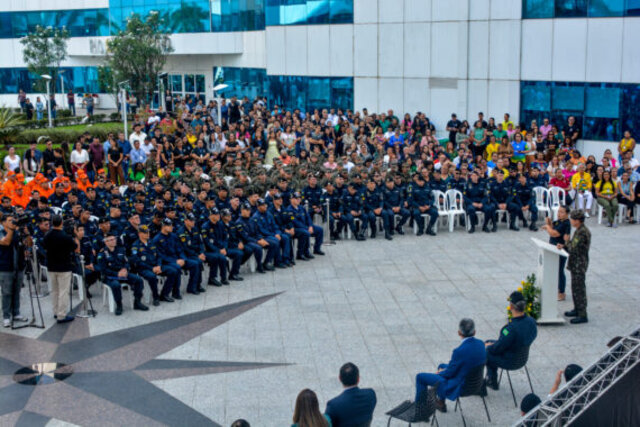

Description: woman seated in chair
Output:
[595,170,619,227]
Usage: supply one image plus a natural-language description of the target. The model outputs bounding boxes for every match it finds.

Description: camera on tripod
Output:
[13,214,30,228]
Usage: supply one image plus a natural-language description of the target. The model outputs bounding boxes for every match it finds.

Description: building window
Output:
[521,81,640,142]
[109,0,211,34]
[211,0,265,32]
[523,0,636,17]
[0,9,109,39]
[0,67,102,94]
[266,0,353,26]
[213,67,354,112]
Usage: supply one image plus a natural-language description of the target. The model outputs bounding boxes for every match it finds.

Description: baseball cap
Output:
[509,291,525,305]
[257,198,266,206]
[221,208,231,217]
[138,225,150,233]
[273,192,282,200]
[98,217,110,224]
[185,213,196,221]
[162,218,173,226]
[291,191,301,199]
[241,202,252,211]
[210,207,220,215]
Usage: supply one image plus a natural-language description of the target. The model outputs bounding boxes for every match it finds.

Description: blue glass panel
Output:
[626,0,640,15]
[583,117,620,140]
[522,81,551,112]
[552,83,585,111]
[265,0,281,26]
[555,0,588,17]
[621,84,640,135]
[330,0,353,23]
[0,67,102,94]
[307,0,330,23]
[170,75,183,92]
[330,77,353,111]
[284,0,308,24]
[0,14,13,38]
[588,0,624,16]
[585,85,620,118]
[184,74,196,93]
[522,0,554,18]
[307,77,331,111]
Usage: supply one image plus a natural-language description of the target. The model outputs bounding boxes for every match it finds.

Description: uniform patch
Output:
[502,329,509,336]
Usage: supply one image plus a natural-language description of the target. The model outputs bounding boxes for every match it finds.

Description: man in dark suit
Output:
[325,363,377,427]
[415,318,486,412]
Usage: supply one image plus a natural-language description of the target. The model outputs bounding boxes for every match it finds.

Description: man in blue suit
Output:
[325,363,377,427]
[415,318,486,412]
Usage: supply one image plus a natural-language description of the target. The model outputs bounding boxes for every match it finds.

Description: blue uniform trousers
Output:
[105,273,143,304]
[205,252,227,281]
[226,248,243,276]
[383,208,409,233]
[412,206,438,232]
[343,213,366,234]
[466,204,494,226]
[242,242,263,266]
[415,363,449,402]
[183,257,202,293]
[508,201,538,223]
[262,237,280,264]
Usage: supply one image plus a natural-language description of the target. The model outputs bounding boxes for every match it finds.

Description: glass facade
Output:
[0,9,110,39]
[265,0,353,26]
[109,0,211,34]
[0,67,103,94]
[213,67,354,112]
[521,81,640,141]
[523,0,635,17]
[211,0,266,32]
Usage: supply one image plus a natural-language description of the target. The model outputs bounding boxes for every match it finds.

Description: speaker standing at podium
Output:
[563,210,591,325]
[541,206,571,301]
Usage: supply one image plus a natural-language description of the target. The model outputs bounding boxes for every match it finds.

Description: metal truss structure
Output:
[513,327,640,427]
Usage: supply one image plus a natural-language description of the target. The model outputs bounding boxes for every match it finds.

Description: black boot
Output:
[416,229,424,236]
[356,233,366,241]
[385,232,393,240]
[529,222,538,231]
[208,278,222,287]
[491,218,498,232]
[115,302,123,316]
[426,227,436,236]
[468,224,475,234]
[134,298,149,311]
[395,225,405,235]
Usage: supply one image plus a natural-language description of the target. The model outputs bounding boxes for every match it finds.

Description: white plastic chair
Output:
[102,282,134,313]
[51,206,62,215]
[445,189,465,232]
[118,185,127,196]
[532,187,551,220]
[549,187,566,220]
[597,204,626,225]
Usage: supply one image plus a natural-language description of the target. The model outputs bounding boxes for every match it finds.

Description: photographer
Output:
[0,214,28,328]
[42,215,77,324]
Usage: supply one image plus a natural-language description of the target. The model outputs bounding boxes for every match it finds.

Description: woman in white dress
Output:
[265,130,280,166]
[4,146,22,173]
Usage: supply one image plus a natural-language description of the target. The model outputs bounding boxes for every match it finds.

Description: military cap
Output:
[138,225,150,233]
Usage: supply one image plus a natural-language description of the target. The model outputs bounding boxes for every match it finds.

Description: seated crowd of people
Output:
[1,100,638,316]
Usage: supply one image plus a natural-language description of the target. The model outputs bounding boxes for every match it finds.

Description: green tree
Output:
[20,26,70,93]
[104,12,173,107]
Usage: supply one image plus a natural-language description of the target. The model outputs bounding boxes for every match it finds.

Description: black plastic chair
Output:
[386,387,438,427]
[454,364,491,427]
[497,345,534,407]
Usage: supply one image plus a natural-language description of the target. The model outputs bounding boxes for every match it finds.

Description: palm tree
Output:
[0,107,25,147]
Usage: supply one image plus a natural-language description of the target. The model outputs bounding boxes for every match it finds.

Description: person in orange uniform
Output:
[76,170,95,194]
[10,184,29,209]
[2,171,19,197]
[33,174,53,199]
[51,167,66,188]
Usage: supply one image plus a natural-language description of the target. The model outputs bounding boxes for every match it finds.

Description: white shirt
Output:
[141,141,154,156]
[129,131,147,146]
[70,149,89,165]
[4,155,20,171]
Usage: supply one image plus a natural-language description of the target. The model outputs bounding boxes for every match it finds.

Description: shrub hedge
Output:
[14,122,128,145]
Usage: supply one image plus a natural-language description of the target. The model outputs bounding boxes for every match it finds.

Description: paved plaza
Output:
[1,219,639,426]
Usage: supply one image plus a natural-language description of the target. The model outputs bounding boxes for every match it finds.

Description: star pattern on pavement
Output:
[0,292,286,427]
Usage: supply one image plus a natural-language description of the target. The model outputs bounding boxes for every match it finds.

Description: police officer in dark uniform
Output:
[463,170,493,233]
[97,233,148,316]
[131,225,180,306]
[302,174,324,220]
[201,208,230,286]
[151,218,192,300]
[236,202,266,274]
[122,213,142,253]
[542,205,571,301]
[508,173,539,231]
[382,177,410,238]
[323,180,344,240]
[488,169,515,232]
[177,213,206,294]
[270,193,295,266]
[484,291,538,390]
[408,173,438,236]
[221,209,245,280]
[341,183,366,241]
[363,179,386,239]
[288,192,325,258]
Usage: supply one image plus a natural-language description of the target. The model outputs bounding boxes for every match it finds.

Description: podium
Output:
[531,238,568,324]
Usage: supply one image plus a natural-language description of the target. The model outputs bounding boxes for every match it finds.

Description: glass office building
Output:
[1,0,639,150]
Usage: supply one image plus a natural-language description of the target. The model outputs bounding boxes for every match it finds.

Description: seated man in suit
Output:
[485,291,538,390]
[415,318,486,412]
[325,362,377,427]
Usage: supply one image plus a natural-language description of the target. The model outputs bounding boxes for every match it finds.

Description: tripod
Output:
[12,251,45,330]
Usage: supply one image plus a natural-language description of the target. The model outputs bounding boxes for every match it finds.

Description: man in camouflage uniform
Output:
[562,209,591,324]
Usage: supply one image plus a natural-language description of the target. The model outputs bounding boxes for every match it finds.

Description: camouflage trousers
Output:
[570,270,587,318]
